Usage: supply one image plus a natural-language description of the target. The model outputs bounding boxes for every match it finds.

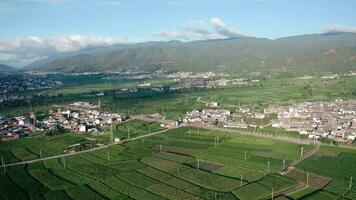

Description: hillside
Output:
[0,64,15,73]
[27,33,356,73]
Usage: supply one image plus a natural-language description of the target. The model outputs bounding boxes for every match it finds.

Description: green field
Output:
[0,126,356,200]
[295,145,356,200]
[114,119,164,139]
[2,76,355,120]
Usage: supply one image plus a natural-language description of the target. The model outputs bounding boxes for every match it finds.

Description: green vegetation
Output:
[114,119,164,139]
[1,126,355,200]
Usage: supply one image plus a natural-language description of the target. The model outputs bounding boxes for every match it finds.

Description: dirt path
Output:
[0,127,176,168]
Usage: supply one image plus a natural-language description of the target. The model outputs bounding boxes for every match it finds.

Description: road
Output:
[0,127,175,168]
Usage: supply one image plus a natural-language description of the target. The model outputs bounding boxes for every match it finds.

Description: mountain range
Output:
[26,33,356,74]
[0,64,15,74]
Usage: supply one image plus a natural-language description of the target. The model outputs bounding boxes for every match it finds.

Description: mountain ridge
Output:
[26,33,356,73]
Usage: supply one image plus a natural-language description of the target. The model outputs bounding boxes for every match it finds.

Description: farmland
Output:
[114,119,164,139]
[296,145,356,200]
[0,126,356,199]
[2,75,356,120]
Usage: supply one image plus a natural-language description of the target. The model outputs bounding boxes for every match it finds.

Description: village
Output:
[0,102,127,142]
[0,74,62,94]
[183,99,356,143]
[1,98,356,144]
[268,100,356,142]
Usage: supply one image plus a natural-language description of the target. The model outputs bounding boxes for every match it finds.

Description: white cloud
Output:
[210,17,245,38]
[325,24,356,34]
[0,35,116,66]
[154,17,246,40]
[181,20,210,35]
[153,31,189,40]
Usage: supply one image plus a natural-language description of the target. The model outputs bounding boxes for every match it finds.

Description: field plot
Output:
[232,174,297,200]
[284,168,330,189]
[195,129,311,173]
[0,133,86,164]
[43,190,71,200]
[114,119,164,138]
[297,147,356,180]
[288,187,317,200]
[233,182,271,200]
[148,183,204,200]
[136,166,218,199]
[0,174,28,200]
[66,185,107,200]
[299,190,341,200]
[1,126,356,200]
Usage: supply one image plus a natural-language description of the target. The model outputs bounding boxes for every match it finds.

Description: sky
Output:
[1,0,356,67]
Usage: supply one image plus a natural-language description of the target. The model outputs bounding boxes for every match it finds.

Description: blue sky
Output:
[1,0,356,66]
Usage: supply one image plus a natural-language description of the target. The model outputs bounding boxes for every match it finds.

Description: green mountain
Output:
[27,33,356,73]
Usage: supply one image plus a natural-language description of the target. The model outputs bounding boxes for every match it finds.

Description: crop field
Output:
[295,145,356,200]
[0,126,355,200]
[114,119,164,139]
[102,76,356,118]
[4,76,355,120]
[0,134,94,165]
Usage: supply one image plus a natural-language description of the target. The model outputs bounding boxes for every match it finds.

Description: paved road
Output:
[0,127,175,168]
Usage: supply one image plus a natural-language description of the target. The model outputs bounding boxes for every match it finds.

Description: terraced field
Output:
[0,126,355,200]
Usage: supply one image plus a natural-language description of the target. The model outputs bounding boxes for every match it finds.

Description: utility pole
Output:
[1,156,5,174]
[197,159,200,171]
[283,156,286,170]
[63,157,66,167]
[300,146,304,157]
[267,161,270,173]
[244,150,247,161]
[271,188,274,200]
[306,173,309,187]
[240,175,243,187]
[350,176,353,190]
[160,144,163,153]
[110,124,113,142]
